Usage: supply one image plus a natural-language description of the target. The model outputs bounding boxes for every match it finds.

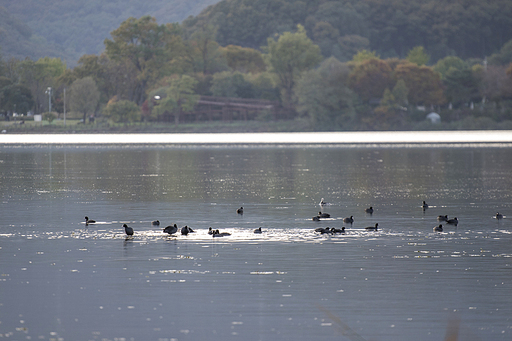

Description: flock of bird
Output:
[83,200,505,238]
[84,206,255,238]
[314,199,505,234]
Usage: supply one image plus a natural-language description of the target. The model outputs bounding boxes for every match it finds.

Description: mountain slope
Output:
[0,0,219,66]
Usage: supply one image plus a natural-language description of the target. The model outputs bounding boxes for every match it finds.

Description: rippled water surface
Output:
[1,144,511,341]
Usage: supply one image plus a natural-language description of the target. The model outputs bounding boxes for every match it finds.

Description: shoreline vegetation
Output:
[2,1,512,133]
[2,116,512,134]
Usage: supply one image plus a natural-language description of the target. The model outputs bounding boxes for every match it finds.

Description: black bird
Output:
[422,201,429,209]
[343,216,354,224]
[254,227,262,234]
[212,230,231,237]
[123,224,134,236]
[152,220,160,226]
[447,217,458,225]
[496,212,503,220]
[332,227,345,234]
[318,211,330,218]
[365,207,374,214]
[365,223,379,231]
[437,215,448,222]
[85,216,96,226]
[433,224,443,232]
[312,216,321,221]
[237,207,244,214]
[181,226,190,235]
[163,224,178,235]
[208,227,214,235]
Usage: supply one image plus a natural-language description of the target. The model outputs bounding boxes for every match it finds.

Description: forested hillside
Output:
[184,0,512,62]
[0,0,219,66]
[0,6,71,63]
[2,0,512,132]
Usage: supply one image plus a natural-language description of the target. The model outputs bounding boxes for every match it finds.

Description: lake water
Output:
[1,134,512,341]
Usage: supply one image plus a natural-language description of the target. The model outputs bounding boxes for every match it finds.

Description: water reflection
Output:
[1,145,512,340]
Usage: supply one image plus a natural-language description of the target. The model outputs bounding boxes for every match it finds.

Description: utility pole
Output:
[45,87,52,113]
[63,87,66,126]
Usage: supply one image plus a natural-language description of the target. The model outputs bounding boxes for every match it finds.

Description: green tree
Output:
[488,39,512,65]
[443,68,479,106]
[433,56,468,79]
[295,57,356,129]
[265,24,322,107]
[210,72,254,98]
[183,24,227,75]
[220,45,266,73]
[245,72,280,101]
[104,16,182,105]
[351,49,379,63]
[69,77,100,123]
[149,75,199,124]
[103,99,141,123]
[406,46,429,66]
[0,83,34,115]
[392,79,409,107]
[17,57,66,114]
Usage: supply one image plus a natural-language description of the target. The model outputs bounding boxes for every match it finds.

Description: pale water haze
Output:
[1,132,511,340]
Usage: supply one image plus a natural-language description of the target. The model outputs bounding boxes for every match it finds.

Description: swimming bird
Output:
[208,227,214,235]
[254,227,262,234]
[433,224,443,232]
[447,217,458,225]
[315,227,329,233]
[318,211,330,218]
[365,223,379,231]
[212,229,231,237]
[152,220,160,226]
[312,216,321,221]
[437,215,448,222]
[123,224,134,236]
[181,226,191,235]
[331,227,345,234]
[365,207,374,214]
[237,207,244,214]
[422,201,429,209]
[343,216,354,224]
[163,224,178,235]
[496,212,503,220]
[85,216,96,226]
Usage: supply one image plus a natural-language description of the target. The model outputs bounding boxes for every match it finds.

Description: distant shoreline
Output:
[1,131,512,146]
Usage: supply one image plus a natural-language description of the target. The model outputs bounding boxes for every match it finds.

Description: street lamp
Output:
[45,87,52,113]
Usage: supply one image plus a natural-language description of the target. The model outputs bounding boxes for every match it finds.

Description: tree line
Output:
[1,15,512,130]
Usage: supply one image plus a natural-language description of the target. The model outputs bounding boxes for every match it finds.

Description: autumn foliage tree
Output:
[348,58,394,102]
[394,62,445,106]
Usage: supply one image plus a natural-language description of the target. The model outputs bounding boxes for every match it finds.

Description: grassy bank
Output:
[3,115,512,133]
